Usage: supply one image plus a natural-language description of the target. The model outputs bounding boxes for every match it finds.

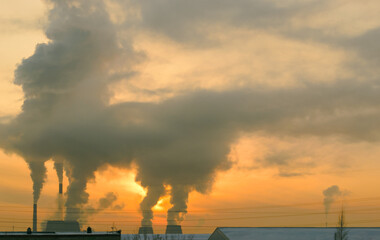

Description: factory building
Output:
[207,227,380,240]
[45,221,81,232]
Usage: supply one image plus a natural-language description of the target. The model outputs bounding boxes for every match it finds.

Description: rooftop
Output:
[209,227,380,240]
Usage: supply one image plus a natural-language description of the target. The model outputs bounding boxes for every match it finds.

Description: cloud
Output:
[117,0,380,84]
[277,171,305,178]
[120,0,331,45]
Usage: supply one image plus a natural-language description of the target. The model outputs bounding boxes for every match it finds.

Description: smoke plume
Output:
[98,192,118,209]
[167,185,190,225]
[47,193,64,221]
[82,192,120,222]
[323,185,348,227]
[53,157,64,184]
[0,0,380,226]
[140,186,166,226]
[29,162,47,204]
[56,193,64,221]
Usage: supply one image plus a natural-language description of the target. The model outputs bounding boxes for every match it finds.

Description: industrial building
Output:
[0,231,121,240]
[207,227,380,240]
[45,221,81,232]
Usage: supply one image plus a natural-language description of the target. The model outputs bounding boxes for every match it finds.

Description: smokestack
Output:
[59,183,63,194]
[33,203,37,232]
[138,226,153,234]
[165,225,182,234]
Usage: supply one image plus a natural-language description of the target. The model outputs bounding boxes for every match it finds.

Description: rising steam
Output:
[140,186,166,226]
[82,192,120,222]
[28,162,47,204]
[323,185,342,214]
[167,185,190,225]
[53,157,64,184]
[323,185,349,227]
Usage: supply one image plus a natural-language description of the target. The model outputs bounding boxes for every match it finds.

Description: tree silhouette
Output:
[335,208,349,240]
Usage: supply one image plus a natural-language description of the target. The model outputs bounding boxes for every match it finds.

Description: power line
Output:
[2,208,380,224]
[0,196,379,214]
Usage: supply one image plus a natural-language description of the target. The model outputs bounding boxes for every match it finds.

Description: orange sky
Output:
[1,0,380,234]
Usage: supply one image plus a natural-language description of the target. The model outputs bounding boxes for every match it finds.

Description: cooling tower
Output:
[33,204,37,232]
[138,226,154,234]
[59,183,63,194]
[165,225,182,234]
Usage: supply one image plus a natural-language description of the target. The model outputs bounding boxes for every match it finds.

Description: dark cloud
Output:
[0,115,13,124]
[347,27,380,64]
[254,149,314,178]
[277,171,305,178]
[120,0,380,77]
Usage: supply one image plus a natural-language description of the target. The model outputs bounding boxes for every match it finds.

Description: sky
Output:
[1,0,380,234]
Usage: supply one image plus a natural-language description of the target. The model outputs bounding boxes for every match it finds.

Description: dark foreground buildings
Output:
[207,227,380,240]
[0,231,121,240]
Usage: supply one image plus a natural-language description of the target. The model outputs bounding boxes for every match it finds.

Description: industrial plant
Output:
[2,0,380,240]
[0,178,121,239]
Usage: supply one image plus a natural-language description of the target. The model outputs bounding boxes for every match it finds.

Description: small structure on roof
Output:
[208,227,380,240]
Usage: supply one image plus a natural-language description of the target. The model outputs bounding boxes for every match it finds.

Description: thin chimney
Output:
[33,203,37,232]
[59,183,63,194]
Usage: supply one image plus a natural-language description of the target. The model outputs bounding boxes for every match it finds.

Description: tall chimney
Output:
[59,183,63,194]
[33,203,37,232]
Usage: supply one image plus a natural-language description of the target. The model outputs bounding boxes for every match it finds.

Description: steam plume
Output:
[46,193,65,222]
[29,162,47,204]
[56,193,64,221]
[53,158,64,184]
[140,186,165,226]
[323,185,343,227]
[82,192,119,222]
[167,185,190,225]
[98,192,118,210]
[53,157,64,220]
